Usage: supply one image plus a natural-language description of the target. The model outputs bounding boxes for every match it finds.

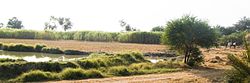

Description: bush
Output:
[0,62,78,79]
[108,66,132,76]
[64,50,89,55]
[14,70,57,82]
[34,44,46,52]
[85,69,104,78]
[3,44,35,52]
[60,68,87,80]
[0,42,3,50]
[0,58,26,63]
[42,47,63,54]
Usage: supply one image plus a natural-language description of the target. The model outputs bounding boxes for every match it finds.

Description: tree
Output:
[44,16,73,31]
[119,19,138,31]
[44,16,57,30]
[0,23,3,28]
[234,16,250,31]
[58,17,73,31]
[162,15,217,65]
[151,26,164,32]
[7,17,23,29]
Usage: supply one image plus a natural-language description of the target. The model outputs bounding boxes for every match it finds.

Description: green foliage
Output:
[34,44,46,52]
[118,32,162,44]
[220,32,246,46]
[64,50,89,55]
[60,68,87,80]
[0,42,3,50]
[186,47,204,66]
[151,26,165,32]
[226,37,250,82]
[7,17,23,29]
[41,47,63,54]
[0,28,162,44]
[0,58,25,63]
[85,69,104,78]
[163,15,216,64]
[13,70,58,82]
[3,44,35,52]
[0,62,79,79]
[108,66,132,76]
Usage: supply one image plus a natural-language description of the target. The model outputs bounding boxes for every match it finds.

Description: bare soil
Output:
[0,39,166,53]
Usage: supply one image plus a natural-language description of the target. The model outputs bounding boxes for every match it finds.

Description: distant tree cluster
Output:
[119,19,139,31]
[151,26,165,32]
[44,16,73,31]
[0,17,24,29]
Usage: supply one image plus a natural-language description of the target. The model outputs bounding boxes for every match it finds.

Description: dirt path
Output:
[49,47,243,83]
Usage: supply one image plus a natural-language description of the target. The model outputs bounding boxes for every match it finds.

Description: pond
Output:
[0,50,87,62]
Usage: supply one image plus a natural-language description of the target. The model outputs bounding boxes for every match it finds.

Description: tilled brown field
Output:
[0,39,166,53]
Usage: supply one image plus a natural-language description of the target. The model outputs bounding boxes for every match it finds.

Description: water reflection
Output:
[0,50,87,62]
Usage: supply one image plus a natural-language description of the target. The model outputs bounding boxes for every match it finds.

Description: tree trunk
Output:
[184,49,188,63]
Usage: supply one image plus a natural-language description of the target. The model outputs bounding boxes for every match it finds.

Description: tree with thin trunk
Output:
[162,15,217,65]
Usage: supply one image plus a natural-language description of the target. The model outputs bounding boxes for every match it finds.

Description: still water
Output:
[0,50,87,62]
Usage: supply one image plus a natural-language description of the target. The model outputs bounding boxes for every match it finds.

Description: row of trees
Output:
[0,16,73,31]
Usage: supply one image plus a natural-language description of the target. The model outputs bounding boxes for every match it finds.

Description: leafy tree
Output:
[234,16,250,31]
[7,17,23,29]
[44,16,57,30]
[57,17,73,31]
[162,15,217,65]
[151,26,164,32]
[44,16,73,31]
[119,20,138,31]
[0,23,3,28]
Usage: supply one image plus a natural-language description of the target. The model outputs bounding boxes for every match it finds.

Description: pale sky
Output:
[0,0,250,32]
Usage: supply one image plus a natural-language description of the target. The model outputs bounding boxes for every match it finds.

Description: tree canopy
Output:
[163,15,217,64]
[151,26,164,32]
[44,16,73,31]
[7,17,23,29]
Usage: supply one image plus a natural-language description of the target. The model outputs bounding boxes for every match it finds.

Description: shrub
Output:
[4,44,35,52]
[0,42,3,50]
[0,58,26,63]
[108,66,132,76]
[77,59,106,69]
[129,63,153,70]
[0,62,78,79]
[34,44,46,52]
[14,70,57,82]
[85,69,104,78]
[42,47,63,54]
[154,61,183,68]
[60,68,87,80]
[64,50,89,55]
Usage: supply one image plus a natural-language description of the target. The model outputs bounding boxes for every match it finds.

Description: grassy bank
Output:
[0,52,184,82]
[0,28,162,44]
[0,42,90,55]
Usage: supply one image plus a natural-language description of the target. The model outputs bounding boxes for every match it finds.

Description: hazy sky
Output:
[0,0,249,32]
